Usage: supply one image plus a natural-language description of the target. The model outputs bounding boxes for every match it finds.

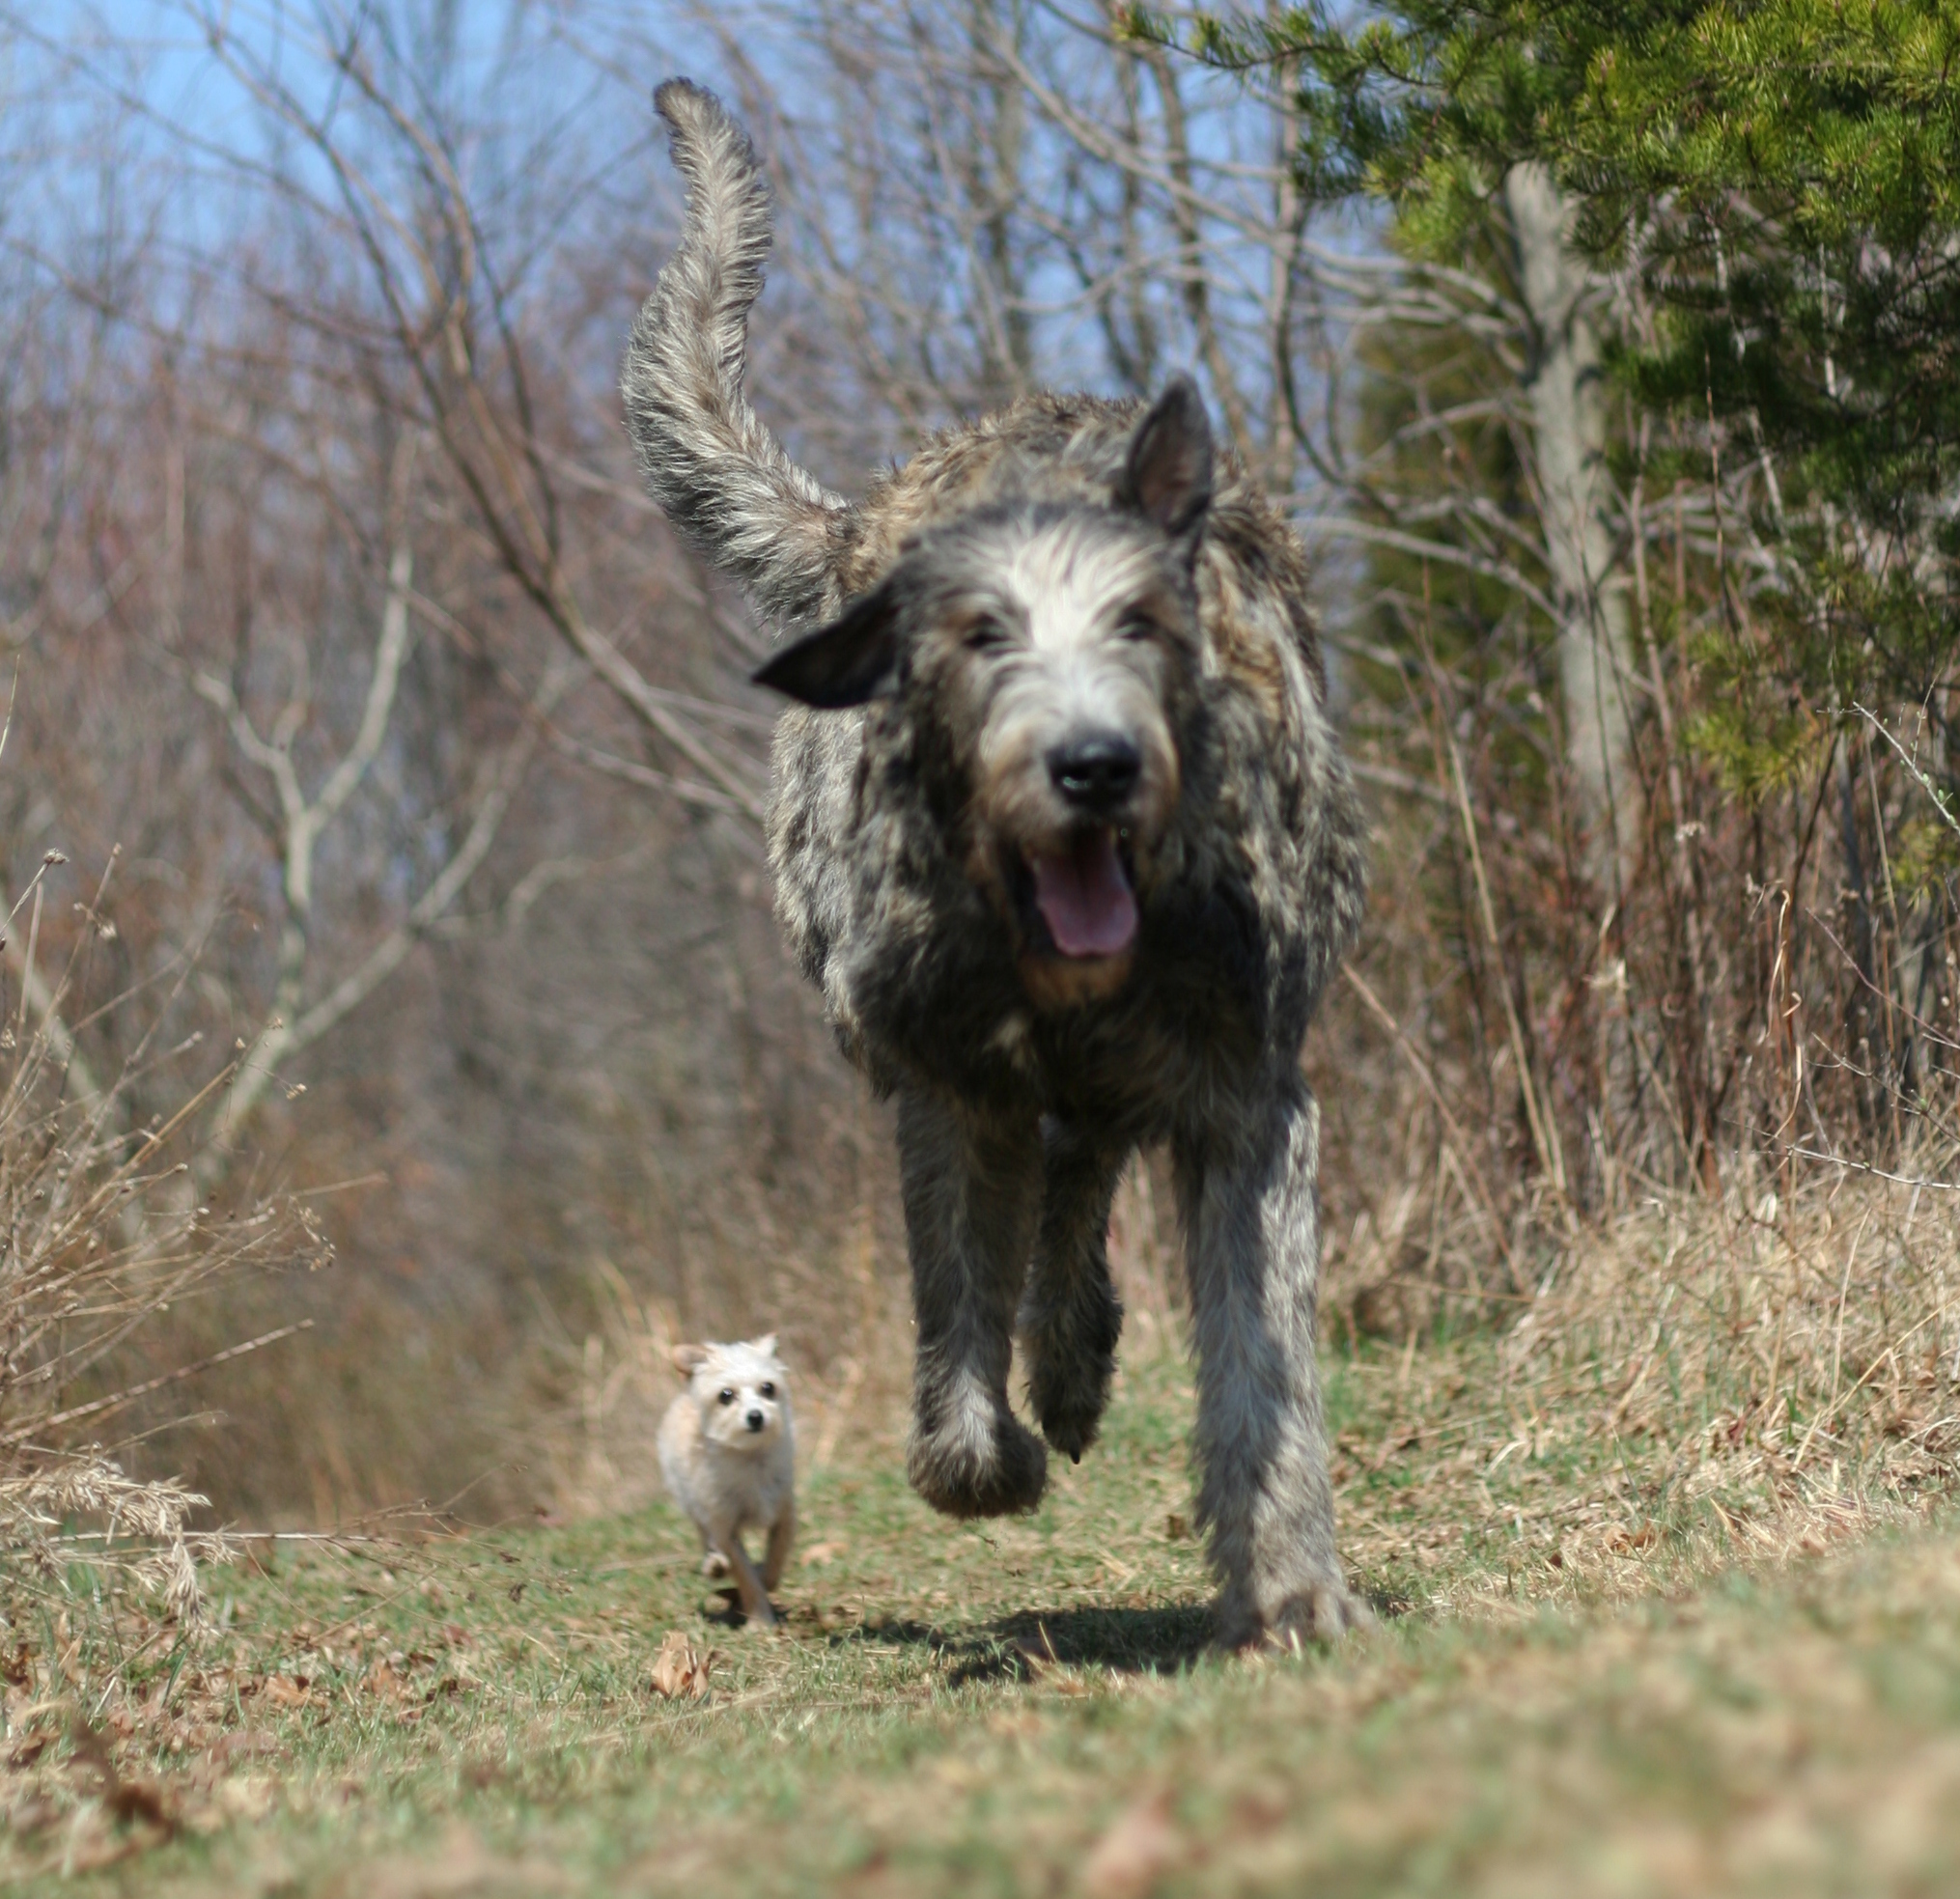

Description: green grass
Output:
[5,1337,1959,1895]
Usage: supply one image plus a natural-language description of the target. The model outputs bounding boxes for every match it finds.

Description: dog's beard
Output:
[1027,828,1137,959]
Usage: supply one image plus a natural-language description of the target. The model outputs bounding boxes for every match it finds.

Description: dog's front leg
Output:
[714,1534,777,1628]
[1176,1078,1367,1649]
[898,1085,1049,1518]
[761,1500,795,1592]
[1021,1122,1128,1463]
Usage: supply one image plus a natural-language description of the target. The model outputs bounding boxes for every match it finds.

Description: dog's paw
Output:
[1029,1375,1109,1464]
[700,1551,732,1580]
[1214,1578,1372,1653]
[907,1411,1049,1519]
[1264,1579,1374,1651]
[1021,1281,1121,1464]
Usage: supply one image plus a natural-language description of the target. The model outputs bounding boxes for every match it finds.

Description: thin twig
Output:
[12,1324,315,1443]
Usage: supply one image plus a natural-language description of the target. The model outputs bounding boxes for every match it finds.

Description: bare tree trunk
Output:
[1505,162,1636,898]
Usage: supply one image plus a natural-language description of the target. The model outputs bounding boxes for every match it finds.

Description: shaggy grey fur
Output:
[621,81,844,628]
[622,79,1369,1646]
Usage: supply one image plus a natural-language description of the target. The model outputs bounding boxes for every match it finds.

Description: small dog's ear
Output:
[753,582,900,709]
[1118,375,1213,541]
[752,1332,777,1358]
[670,1344,710,1377]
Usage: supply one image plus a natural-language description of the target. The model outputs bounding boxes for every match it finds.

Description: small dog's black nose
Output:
[1049,733,1140,812]
[745,1409,766,1432]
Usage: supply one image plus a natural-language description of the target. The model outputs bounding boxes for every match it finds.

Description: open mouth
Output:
[1023,827,1138,960]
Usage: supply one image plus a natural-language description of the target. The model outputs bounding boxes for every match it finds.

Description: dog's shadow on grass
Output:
[826,1604,1215,1684]
[815,1585,1413,1685]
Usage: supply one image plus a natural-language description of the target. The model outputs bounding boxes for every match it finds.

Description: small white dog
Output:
[658,1334,795,1627]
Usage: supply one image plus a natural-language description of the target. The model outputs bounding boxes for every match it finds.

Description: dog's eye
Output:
[1118,614,1159,644]
[759,1382,775,1399]
[718,1387,737,1406]
[963,619,1009,654]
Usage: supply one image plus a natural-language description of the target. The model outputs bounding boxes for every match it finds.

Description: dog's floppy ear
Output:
[1118,375,1213,541]
[670,1344,710,1377]
[753,581,901,709]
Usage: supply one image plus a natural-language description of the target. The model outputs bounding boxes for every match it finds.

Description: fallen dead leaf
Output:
[216,1775,277,1822]
[1080,1787,1182,1899]
[209,1729,284,1767]
[356,1819,567,1896]
[650,1631,714,1700]
[57,1823,152,1877]
[6,1791,60,1837]
[106,1776,173,1830]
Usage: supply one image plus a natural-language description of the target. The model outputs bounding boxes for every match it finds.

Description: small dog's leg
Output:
[1176,1079,1368,1650]
[715,1536,777,1628]
[898,1086,1049,1518]
[1021,1123,1127,1462]
[761,1500,796,1592]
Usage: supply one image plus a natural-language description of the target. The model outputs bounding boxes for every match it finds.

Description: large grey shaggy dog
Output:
[623,81,1369,1646]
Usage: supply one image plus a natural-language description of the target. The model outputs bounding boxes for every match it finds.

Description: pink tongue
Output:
[1030,831,1137,958]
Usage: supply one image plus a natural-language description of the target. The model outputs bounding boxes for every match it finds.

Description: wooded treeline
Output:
[1,1,1954,1520]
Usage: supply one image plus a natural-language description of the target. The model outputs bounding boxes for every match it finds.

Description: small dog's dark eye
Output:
[964,619,1008,654]
[718,1387,737,1405]
[1119,614,1158,643]
[759,1382,775,1399]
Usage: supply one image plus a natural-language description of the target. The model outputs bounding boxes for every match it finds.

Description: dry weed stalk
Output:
[1326,1147,1960,1607]
[1504,1158,1960,1521]
[522,1259,684,1521]
[0,1463,215,1628]
[1,856,325,1627]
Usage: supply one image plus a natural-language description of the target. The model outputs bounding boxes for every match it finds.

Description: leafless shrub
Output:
[1504,1156,1960,1526]
[0,851,325,1624]
[1318,1147,1960,1607]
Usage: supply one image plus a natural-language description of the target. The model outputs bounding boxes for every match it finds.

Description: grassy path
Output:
[4,1340,1958,1895]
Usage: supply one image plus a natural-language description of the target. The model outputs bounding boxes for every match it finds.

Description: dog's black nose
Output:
[745,1409,766,1432]
[1049,733,1140,812]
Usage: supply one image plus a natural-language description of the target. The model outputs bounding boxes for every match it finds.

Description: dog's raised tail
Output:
[623,80,843,628]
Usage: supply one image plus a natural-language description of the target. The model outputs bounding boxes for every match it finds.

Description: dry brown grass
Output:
[2,852,325,1625]
[1315,1148,1960,1620]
